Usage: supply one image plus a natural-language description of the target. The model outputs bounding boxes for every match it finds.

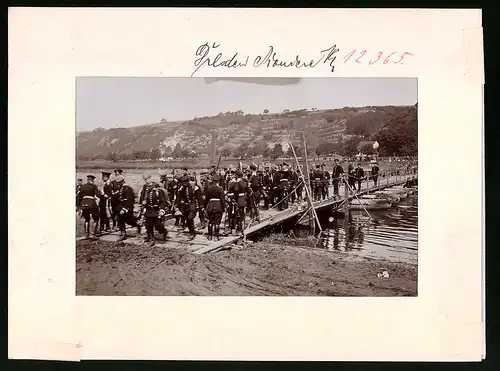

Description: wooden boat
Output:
[349,195,392,210]
[377,187,409,199]
[373,191,401,206]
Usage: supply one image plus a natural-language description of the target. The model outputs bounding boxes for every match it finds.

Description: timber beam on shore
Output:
[76,175,415,254]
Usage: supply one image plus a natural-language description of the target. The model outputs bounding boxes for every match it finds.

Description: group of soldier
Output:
[76,160,383,245]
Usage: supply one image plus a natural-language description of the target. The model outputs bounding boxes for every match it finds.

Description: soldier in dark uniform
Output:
[321,164,330,200]
[205,174,226,241]
[193,177,207,230]
[76,175,101,239]
[114,175,141,241]
[139,174,153,206]
[142,181,168,246]
[371,161,380,186]
[271,166,281,207]
[167,175,177,206]
[98,171,113,233]
[288,167,298,204]
[278,163,290,210]
[312,164,324,201]
[232,170,248,234]
[262,167,272,209]
[248,164,261,222]
[175,174,197,239]
[225,172,237,234]
[296,169,304,203]
[355,163,365,191]
[332,159,344,196]
[76,179,83,195]
[347,161,356,190]
[110,169,124,230]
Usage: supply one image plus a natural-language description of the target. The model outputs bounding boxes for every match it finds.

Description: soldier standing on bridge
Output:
[321,163,330,200]
[110,169,123,230]
[332,159,344,196]
[193,175,207,230]
[371,161,380,186]
[248,164,261,222]
[232,170,248,235]
[278,163,291,210]
[205,174,225,241]
[115,175,141,241]
[76,175,101,239]
[261,166,272,209]
[175,173,197,239]
[143,181,168,246]
[98,171,113,233]
[347,161,356,190]
[355,163,365,191]
[313,164,324,201]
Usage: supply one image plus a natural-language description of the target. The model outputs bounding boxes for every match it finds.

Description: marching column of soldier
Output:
[76,160,386,243]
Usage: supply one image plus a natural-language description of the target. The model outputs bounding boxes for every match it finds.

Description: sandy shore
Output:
[76,239,417,297]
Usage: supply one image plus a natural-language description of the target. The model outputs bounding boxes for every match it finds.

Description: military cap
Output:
[315,164,320,169]
[114,169,123,174]
[210,165,216,169]
[87,174,96,180]
[211,174,222,183]
[182,167,188,172]
[250,164,257,170]
[101,171,111,177]
[143,173,152,180]
[235,170,243,177]
[179,174,190,183]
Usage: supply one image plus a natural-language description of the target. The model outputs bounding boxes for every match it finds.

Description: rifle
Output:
[216,155,222,171]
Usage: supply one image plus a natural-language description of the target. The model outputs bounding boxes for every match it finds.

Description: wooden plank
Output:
[191,235,243,254]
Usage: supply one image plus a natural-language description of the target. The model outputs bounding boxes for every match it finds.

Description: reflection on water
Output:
[317,196,418,264]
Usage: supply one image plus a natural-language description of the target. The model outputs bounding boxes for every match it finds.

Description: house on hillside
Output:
[357,140,379,153]
[356,140,380,161]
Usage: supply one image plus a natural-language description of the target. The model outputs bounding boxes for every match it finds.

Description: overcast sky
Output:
[76,77,417,132]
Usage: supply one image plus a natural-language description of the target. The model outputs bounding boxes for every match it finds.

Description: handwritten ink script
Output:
[191,42,340,77]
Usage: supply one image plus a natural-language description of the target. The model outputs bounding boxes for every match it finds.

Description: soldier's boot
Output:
[207,225,213,241]
[136,224,142,237]
[84,222,90,239]
[188,220,196,239]
[147,232,155,247]
[117,231,127,241]
[215,226,221,241]
[144,230,151,243]
[159,228,168,241]
[254,208,260,223]
[91,220,99,238]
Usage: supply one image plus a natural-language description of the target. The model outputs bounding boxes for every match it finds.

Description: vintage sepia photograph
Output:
[76,77,418,297]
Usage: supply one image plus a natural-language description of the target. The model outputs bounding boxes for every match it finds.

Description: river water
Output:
[313,195,418,264]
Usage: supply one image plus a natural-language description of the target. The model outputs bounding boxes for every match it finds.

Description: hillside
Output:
[76,105,416,161]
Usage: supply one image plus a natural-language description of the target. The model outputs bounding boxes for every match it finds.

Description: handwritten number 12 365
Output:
[343,50,414,65]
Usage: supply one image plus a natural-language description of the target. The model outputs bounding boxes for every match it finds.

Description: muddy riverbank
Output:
[76,239,417,296]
